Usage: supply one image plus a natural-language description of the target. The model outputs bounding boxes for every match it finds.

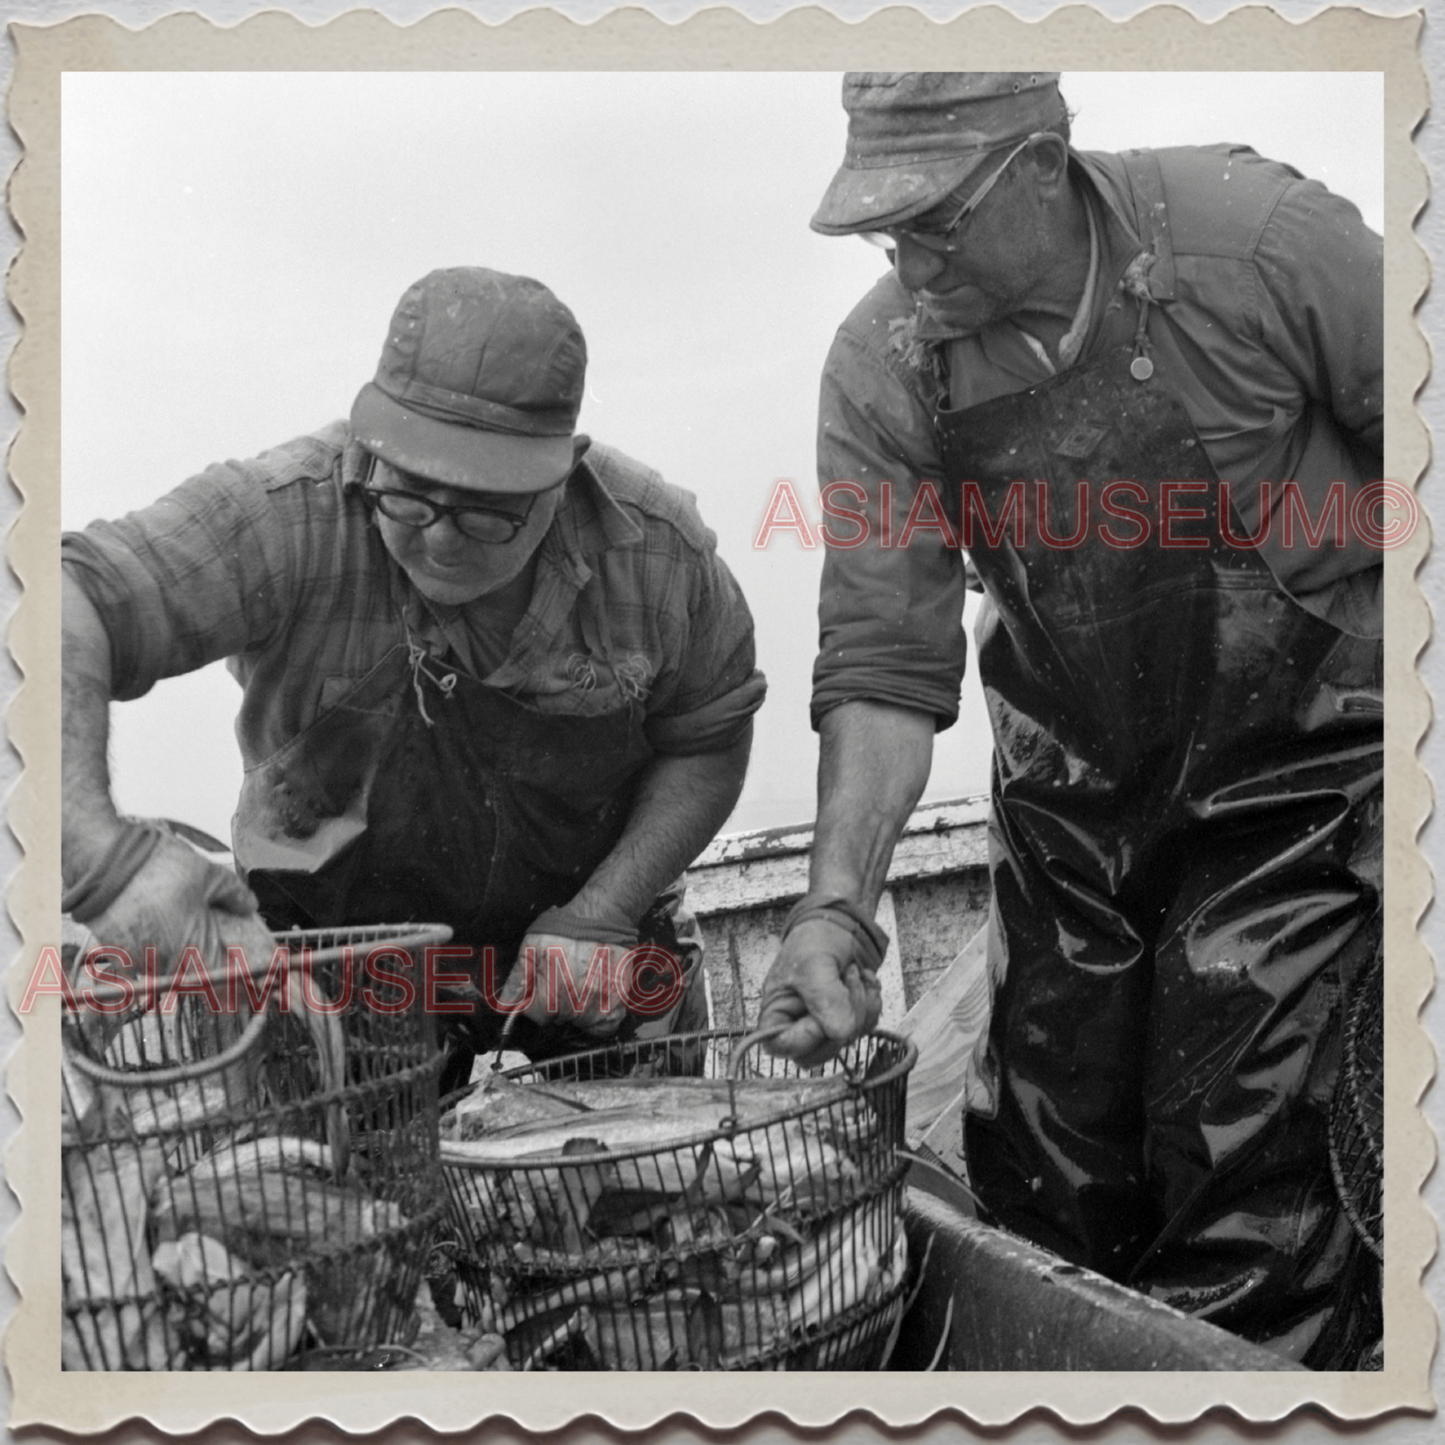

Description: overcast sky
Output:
[60,71,1383,842]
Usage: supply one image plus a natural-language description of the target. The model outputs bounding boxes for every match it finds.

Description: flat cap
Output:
[812,72,1066,235]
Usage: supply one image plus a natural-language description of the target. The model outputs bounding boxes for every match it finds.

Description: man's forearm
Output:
[569,723,754,924]
[808,701,935,911]
[62,571,124,879]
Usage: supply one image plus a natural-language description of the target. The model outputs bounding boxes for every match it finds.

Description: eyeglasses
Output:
[860,136,1036,254]
[363,461,564,544]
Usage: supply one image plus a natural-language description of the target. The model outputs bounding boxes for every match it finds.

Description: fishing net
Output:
[437,1027,916,1371]
[1329,951,1384,1262]
[60,923,448,1370]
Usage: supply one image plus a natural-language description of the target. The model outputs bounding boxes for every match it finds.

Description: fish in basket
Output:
[60,923,450,1370]
[437,1027,917,1371]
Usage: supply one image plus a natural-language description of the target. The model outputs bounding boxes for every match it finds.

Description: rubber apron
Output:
[231,642,704,1071]
[936,339,1383,1366]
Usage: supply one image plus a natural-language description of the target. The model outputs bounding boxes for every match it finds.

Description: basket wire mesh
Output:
[1329,951,1384,1262]
[438,1027,916,1371]
[61,923,450,1370]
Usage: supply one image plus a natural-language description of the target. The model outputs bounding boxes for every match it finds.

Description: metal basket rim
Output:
[271,922,454,965]
[62,1003,445,1093]
[440,1028,917,1172]
[64,921,454,1009]
[61,1048,449,1137]
[724,1271,910,1372]
[61,1200,450,1313]
[483,1163,911,1280]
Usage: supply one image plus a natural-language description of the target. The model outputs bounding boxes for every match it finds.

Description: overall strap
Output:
[1117,149,1177,301]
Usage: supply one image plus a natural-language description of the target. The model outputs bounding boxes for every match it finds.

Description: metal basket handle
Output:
[63,996,272,1088]
[60,943,344,1090]
[720,1022,877,1135]
[61,944,317,1089]
[725,1023,873,1083]
[716,1024,785,1135]
[725,1023,792,1083]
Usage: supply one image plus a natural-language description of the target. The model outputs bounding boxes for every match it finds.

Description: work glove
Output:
[757,895,887,1068]
[65,821,277,1020]
[501,901,639,1040]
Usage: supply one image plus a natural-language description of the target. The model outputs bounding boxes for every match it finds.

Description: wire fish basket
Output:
[437,1027,917,1371]
[60,923,450,1371]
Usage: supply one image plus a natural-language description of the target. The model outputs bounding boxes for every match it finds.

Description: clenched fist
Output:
[757,895,887,1067]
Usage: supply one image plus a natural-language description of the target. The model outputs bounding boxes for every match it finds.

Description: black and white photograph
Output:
[4,7,1434,1435]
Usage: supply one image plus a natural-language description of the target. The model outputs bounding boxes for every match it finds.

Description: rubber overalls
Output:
[938,190,1383,1367]
[231,639,706,1088]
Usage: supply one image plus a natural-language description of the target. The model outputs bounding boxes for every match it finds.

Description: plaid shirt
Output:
[63,422,765,767]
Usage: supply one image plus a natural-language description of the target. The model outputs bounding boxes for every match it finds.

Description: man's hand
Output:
[491,733,751,1043]
[63,573,277,981]
[500,900,638,1039]
[758,702,933,1066]
[501,931,631,1039]
[758,900,885,1068]
[79,827,276,980]
[69,827,278,1073]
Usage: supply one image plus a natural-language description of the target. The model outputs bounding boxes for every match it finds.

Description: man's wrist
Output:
[782,893,889,973]
[62,819,164,924]
[528,899,639,948]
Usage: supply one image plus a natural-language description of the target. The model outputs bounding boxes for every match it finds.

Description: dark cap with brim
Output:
[351,267,586,494]
[351,383,575,494]
[812,71,1065,235]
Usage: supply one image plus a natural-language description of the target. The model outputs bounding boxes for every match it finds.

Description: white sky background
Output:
[60,71,1383,844]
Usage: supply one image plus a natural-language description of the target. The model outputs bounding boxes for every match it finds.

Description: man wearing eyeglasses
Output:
[759,74,1383,1366]
[62,267,765,1083]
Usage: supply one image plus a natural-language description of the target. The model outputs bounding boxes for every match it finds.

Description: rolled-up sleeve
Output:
[63,468,293,700]
[644,545,766,756]
[1253,177,1383,461]
[811,279,969,731]
[60,429,346,700]
[1247,175,1384,613]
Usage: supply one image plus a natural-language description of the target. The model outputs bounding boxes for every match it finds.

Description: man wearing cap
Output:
[759,74,1383,1366]
[63,267,766,1083]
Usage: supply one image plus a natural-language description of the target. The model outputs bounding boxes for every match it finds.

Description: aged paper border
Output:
[3,4,1432,1434]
